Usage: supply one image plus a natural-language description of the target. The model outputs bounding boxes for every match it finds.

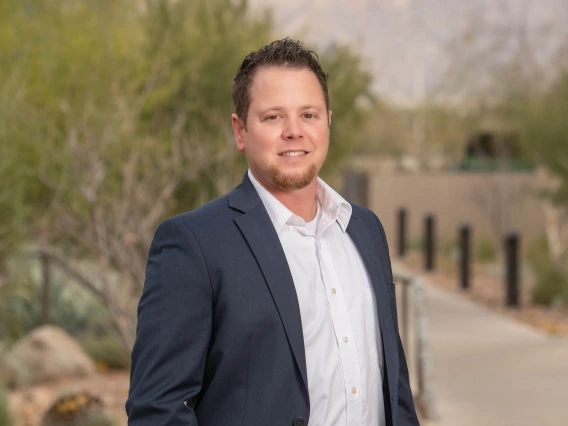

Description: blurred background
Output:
[1,0,567,425]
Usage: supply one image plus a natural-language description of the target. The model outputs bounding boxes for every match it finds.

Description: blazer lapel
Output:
[347,214,400,399]
[229,174,309,394]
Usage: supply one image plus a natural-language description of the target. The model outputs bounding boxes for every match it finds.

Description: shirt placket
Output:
[317,221,363,425]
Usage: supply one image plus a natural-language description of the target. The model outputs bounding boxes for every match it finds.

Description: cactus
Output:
[41,392,114,426]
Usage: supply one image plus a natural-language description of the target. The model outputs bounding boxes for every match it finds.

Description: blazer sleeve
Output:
[126,216,213,425]
[375,214,421,426]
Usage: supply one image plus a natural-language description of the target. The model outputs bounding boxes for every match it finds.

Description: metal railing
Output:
[393,267,436,420]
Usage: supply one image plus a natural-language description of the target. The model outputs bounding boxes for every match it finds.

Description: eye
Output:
[265,114,279,121]
[303,113,316,119]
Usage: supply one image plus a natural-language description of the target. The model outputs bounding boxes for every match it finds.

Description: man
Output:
[126,38,420,426]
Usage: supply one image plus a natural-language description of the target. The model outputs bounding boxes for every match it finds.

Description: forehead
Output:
[248,66,326,108]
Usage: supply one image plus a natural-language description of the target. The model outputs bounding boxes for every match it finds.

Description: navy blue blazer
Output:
[126,172,419,426]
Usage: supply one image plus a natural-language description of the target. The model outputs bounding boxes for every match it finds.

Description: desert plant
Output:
[0,380,11,426]
[528,237,568,306]
[442,238,459,261]
[531,261,568,306]
[408,236,425,252]
[0,256,96,342]
[476,236,497,263]
[41,392,114,426]
[79,336,131,371]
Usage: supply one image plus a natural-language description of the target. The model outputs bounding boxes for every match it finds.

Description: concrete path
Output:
[395,265,568,426]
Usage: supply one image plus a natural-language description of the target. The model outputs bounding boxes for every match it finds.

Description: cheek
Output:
[312,127,330,148]
[246,128,278,149]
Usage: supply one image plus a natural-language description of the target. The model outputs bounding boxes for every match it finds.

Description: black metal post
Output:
[424,214,435,271]
[398,208,407,258]
[459,224,471,290]
[342,172,369,207]
[505,233,520,307]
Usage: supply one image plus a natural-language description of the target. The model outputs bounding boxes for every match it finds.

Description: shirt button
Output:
[320,242,325,248]
[352,387,357,394]
[343,337,348,343]
[288,226,293,231]
[332,288,337,294]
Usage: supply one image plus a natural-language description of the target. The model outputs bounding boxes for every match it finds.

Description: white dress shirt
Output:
[249,170,385,426]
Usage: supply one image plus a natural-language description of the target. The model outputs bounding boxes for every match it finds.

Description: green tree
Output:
[515,70,568,269]
[1,0,375,349]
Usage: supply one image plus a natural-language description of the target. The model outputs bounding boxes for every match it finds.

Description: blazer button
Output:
[292,418,305,426]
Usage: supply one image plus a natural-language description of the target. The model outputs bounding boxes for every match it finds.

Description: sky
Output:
[249,0,568,104]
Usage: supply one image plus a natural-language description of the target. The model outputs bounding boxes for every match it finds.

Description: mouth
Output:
[278,150,309,157]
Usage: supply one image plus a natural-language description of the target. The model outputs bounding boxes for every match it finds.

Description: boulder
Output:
[4,325,95,388]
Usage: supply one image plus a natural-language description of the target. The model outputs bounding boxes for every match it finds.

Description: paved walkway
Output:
[393,263,568,426]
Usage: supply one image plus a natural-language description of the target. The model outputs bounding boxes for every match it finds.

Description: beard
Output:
[268,163,318,191]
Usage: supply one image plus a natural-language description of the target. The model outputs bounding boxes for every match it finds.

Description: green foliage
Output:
[475,237,497,263]
[0,256,112,343]
[531,261,568,306]
[319,43,374,177]
[0,380,11,426]
[0,0,375,350]
[515,71,568,206]
[407,236,424,252]
[79,336,131,371]
[527,237,568,306]
[0,0,372,251]
[442,238,458,259]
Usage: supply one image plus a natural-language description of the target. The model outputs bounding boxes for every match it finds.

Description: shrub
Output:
[79,336,131,371]
[528,236,568,306]
[41,391,114,426]
[532,261,568,306]
[407,236,424,252]
[0,380,11,426]
[442,238,459,261]
[476,237,497,263]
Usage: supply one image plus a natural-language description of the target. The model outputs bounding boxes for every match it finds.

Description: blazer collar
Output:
[229,171,310,399]
[227,171,262,214]
[346,213,399,404]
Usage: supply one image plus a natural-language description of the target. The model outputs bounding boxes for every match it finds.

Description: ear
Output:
[232,113,246,152]
[328,110,332,128]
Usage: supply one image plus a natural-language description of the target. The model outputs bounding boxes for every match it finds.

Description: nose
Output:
[282,118,303,140]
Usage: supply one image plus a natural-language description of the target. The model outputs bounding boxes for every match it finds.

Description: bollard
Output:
[398,208,407,258]
[424,214,435,271]
[342,172,369,208]
[505,233,520,307]
[459,224,471,290]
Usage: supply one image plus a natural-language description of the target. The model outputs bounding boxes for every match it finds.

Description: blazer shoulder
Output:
[350,202,384,229]
[156,194,233,234]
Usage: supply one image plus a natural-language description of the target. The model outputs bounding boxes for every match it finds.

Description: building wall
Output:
[366,172,545,252]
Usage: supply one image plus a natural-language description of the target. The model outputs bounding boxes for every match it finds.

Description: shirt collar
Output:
[248,169,352,233]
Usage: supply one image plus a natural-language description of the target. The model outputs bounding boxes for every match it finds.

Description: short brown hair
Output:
[232,37,329,128]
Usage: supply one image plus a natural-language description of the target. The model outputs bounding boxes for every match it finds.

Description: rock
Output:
[4,326,95,388]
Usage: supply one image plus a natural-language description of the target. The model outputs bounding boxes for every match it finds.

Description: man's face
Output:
[232,66,331,193]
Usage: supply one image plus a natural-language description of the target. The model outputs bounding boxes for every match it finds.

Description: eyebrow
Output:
[258,105,322,114]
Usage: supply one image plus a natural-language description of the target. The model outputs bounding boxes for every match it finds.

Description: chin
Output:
[268,163,317,191]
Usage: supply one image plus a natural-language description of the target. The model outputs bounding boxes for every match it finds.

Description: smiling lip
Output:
[279,150,308,157]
